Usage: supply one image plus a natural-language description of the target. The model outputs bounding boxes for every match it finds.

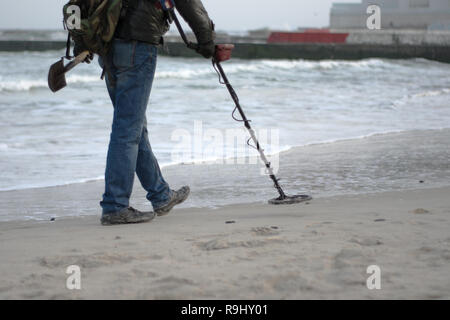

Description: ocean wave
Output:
[0,79,47,92]
[392,88,450,107]
[160,143,293,169]
[66,74,101,83]
[0,175,105,192]
[0,58,400,91]
[153,58,390,80]
[411,88,450,98]
[0,75,100,92]
[259,58,388,71]
[156,68,212,79]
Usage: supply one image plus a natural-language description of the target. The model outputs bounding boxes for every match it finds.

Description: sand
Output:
[0,129,449,299]
[0,186,449,300]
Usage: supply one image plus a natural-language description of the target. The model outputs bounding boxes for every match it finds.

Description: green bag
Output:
[63,0,123,57]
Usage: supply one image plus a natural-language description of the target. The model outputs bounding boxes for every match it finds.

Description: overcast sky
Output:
[0,0,360,31]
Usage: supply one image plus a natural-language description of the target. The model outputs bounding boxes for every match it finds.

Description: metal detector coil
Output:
[269,195,313,205]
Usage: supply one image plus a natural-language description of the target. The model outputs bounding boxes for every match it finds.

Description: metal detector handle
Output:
[170,9,234,62]
[214,44,235,63]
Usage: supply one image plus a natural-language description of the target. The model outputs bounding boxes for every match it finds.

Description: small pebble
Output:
[271,226,279,229]
[50,217,55,222]
[419,180,425,183]
[225,221,236,224]
[374,219,386,222]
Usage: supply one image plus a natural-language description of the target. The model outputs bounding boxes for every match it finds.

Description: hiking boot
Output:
[155,186,190,216]
[101,207,155,226]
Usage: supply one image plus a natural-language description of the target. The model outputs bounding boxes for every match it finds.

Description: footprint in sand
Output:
[151,276,196,292]
[21,290,46,299]
[411,208,431,214]
[251,226,280,236]
[38,253,136,269]
[416,246,450,261]
[350,237,383,247]
[197,238,285,251]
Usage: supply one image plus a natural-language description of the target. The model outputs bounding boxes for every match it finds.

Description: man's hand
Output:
[73,42,94,64]
[196,41,215,59]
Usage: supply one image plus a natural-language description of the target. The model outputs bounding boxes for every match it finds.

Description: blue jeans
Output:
[99,39,172,214]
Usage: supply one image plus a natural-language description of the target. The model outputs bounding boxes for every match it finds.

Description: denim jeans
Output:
[99,38,172,214]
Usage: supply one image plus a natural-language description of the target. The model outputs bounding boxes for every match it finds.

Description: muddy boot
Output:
[155,186,190,216]
[101,207,155,226]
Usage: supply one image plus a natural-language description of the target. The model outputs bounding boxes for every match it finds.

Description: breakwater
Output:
[0,40,449,63]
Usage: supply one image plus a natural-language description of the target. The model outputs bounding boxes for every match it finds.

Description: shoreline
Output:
[1,185,449,299]
[1,126,448,193]
[2,182,450,224]
[1,128,449,222]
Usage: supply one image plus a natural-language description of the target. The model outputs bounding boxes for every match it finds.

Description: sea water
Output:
[1,50,450,194]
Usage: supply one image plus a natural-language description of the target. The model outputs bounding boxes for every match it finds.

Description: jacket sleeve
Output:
[174,0,215,44]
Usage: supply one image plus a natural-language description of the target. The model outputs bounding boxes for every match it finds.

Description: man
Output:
[75,0,215,225]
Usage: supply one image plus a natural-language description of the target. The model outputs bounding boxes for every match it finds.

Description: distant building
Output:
[330,0,450,30]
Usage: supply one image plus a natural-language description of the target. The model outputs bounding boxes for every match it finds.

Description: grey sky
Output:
[0,0,359,31]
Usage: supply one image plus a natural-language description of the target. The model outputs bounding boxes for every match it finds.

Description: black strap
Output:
[65,33,72,59]
[120,0,131,20]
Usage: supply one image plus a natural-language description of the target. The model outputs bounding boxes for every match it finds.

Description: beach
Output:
[0,187,449,300]
[1,49,450,300]
[0,129,449,299]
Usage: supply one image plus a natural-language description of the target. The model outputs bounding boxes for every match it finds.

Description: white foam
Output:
[156,68,211,79]
[0,58,393,92]
[412,88,450,98]
[65,74,100,83]
[259,58,387,71]
[0,75,99,92]
[153,58,391,81]
[0,176,104,192]
[159,143,293,169]
[392,88,450,107]
[0,79,47,92]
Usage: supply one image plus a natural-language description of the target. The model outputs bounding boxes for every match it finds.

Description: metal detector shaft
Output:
[213,62,287,200]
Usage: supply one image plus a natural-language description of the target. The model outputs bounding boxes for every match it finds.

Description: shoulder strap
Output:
[120,0,131,19]
[65,33,72,59]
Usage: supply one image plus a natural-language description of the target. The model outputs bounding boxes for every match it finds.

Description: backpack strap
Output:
[63,14,71,59]
[120,0,131,20]
[65,33,72,59]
